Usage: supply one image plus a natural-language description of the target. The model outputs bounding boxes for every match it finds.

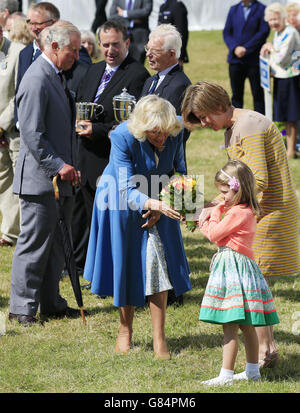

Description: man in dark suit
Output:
[109,0,152,63]
[16,2,60,82]
[223,0,270,114]
[9,22,81,326]
[72,19,150,276]
[141,23,191,148]
[141,23,191,306]
[158,0,189,65]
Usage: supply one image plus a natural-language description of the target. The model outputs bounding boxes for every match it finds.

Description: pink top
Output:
[200,204,256,260]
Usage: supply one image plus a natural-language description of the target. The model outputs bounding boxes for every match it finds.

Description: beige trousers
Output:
[0,135,20,243]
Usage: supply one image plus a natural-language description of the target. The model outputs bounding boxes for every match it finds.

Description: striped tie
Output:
[94,68,113,102]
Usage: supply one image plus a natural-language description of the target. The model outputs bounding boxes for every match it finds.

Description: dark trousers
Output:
[71,183,96,274]
[229,63,265,114]
[91,0,107,33]
[10,194,73,316]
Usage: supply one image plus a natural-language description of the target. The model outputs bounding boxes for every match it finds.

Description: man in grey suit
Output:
[109,0,152,63]
[9,21,82,326]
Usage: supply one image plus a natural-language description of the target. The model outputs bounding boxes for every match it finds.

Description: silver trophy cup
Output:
[113,88,136,123]
[76,102,104,131]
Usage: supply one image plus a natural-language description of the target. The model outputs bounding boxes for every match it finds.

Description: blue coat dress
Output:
[83,121,191,307]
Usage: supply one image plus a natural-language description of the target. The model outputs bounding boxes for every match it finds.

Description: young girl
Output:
[199,160,280,386]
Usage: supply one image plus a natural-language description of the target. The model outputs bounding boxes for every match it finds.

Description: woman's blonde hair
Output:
[265,2,286,21]
[128,95,182,141]
[9,17,34,45]
[215,160,261,217]
[285,2,300,13]
[181,81,231,131]
[81,29,101,61]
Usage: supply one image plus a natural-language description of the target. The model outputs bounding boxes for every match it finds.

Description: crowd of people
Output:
[0,0,300,386]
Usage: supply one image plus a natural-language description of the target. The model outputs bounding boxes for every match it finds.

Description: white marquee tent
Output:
[23,0,296,31]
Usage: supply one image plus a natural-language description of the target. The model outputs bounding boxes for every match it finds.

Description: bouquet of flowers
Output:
[159,173,203,232]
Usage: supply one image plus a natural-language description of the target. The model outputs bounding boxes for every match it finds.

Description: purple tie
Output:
[127,0,133,10]
[94,68,113,102]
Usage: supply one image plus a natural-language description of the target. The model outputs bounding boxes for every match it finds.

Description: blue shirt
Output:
[241,1,253,20]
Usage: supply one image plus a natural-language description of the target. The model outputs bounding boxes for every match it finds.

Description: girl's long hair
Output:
[215,160,261,217]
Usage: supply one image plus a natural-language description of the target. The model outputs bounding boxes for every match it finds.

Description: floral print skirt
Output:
[145,226,173,296]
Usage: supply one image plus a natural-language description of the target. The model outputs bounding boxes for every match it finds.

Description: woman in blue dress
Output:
[84,95,191,359]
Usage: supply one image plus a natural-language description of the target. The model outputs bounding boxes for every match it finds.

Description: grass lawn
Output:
[0,30,300,394]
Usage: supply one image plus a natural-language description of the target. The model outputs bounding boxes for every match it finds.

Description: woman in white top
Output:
[261,2,300,158]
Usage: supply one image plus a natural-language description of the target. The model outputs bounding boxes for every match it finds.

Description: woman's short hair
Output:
[265,2,286,21]
[181,81,231,130]
[149,24,182,59]
[128,95,182,141]
[285,2,300,13]
[40,21,80,50]
[81,29,101,60]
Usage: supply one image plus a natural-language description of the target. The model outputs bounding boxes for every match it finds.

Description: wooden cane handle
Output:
[52,174,60,200]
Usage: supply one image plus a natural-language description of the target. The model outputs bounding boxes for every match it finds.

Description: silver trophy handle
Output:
[94,103,104,119]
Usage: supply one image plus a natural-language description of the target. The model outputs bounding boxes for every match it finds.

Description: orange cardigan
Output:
[200,204,256,260]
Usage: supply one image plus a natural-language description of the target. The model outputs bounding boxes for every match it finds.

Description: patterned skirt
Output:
[145,226,173,296]
[199,247,280,326]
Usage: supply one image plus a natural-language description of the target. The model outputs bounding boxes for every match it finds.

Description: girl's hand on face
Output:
[198,206,214,227]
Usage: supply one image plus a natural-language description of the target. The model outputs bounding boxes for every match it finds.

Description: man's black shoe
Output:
[9,313,38,326]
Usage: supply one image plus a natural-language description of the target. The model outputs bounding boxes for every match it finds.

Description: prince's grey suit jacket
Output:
[10,55,77,316]
[13,56,76,197]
